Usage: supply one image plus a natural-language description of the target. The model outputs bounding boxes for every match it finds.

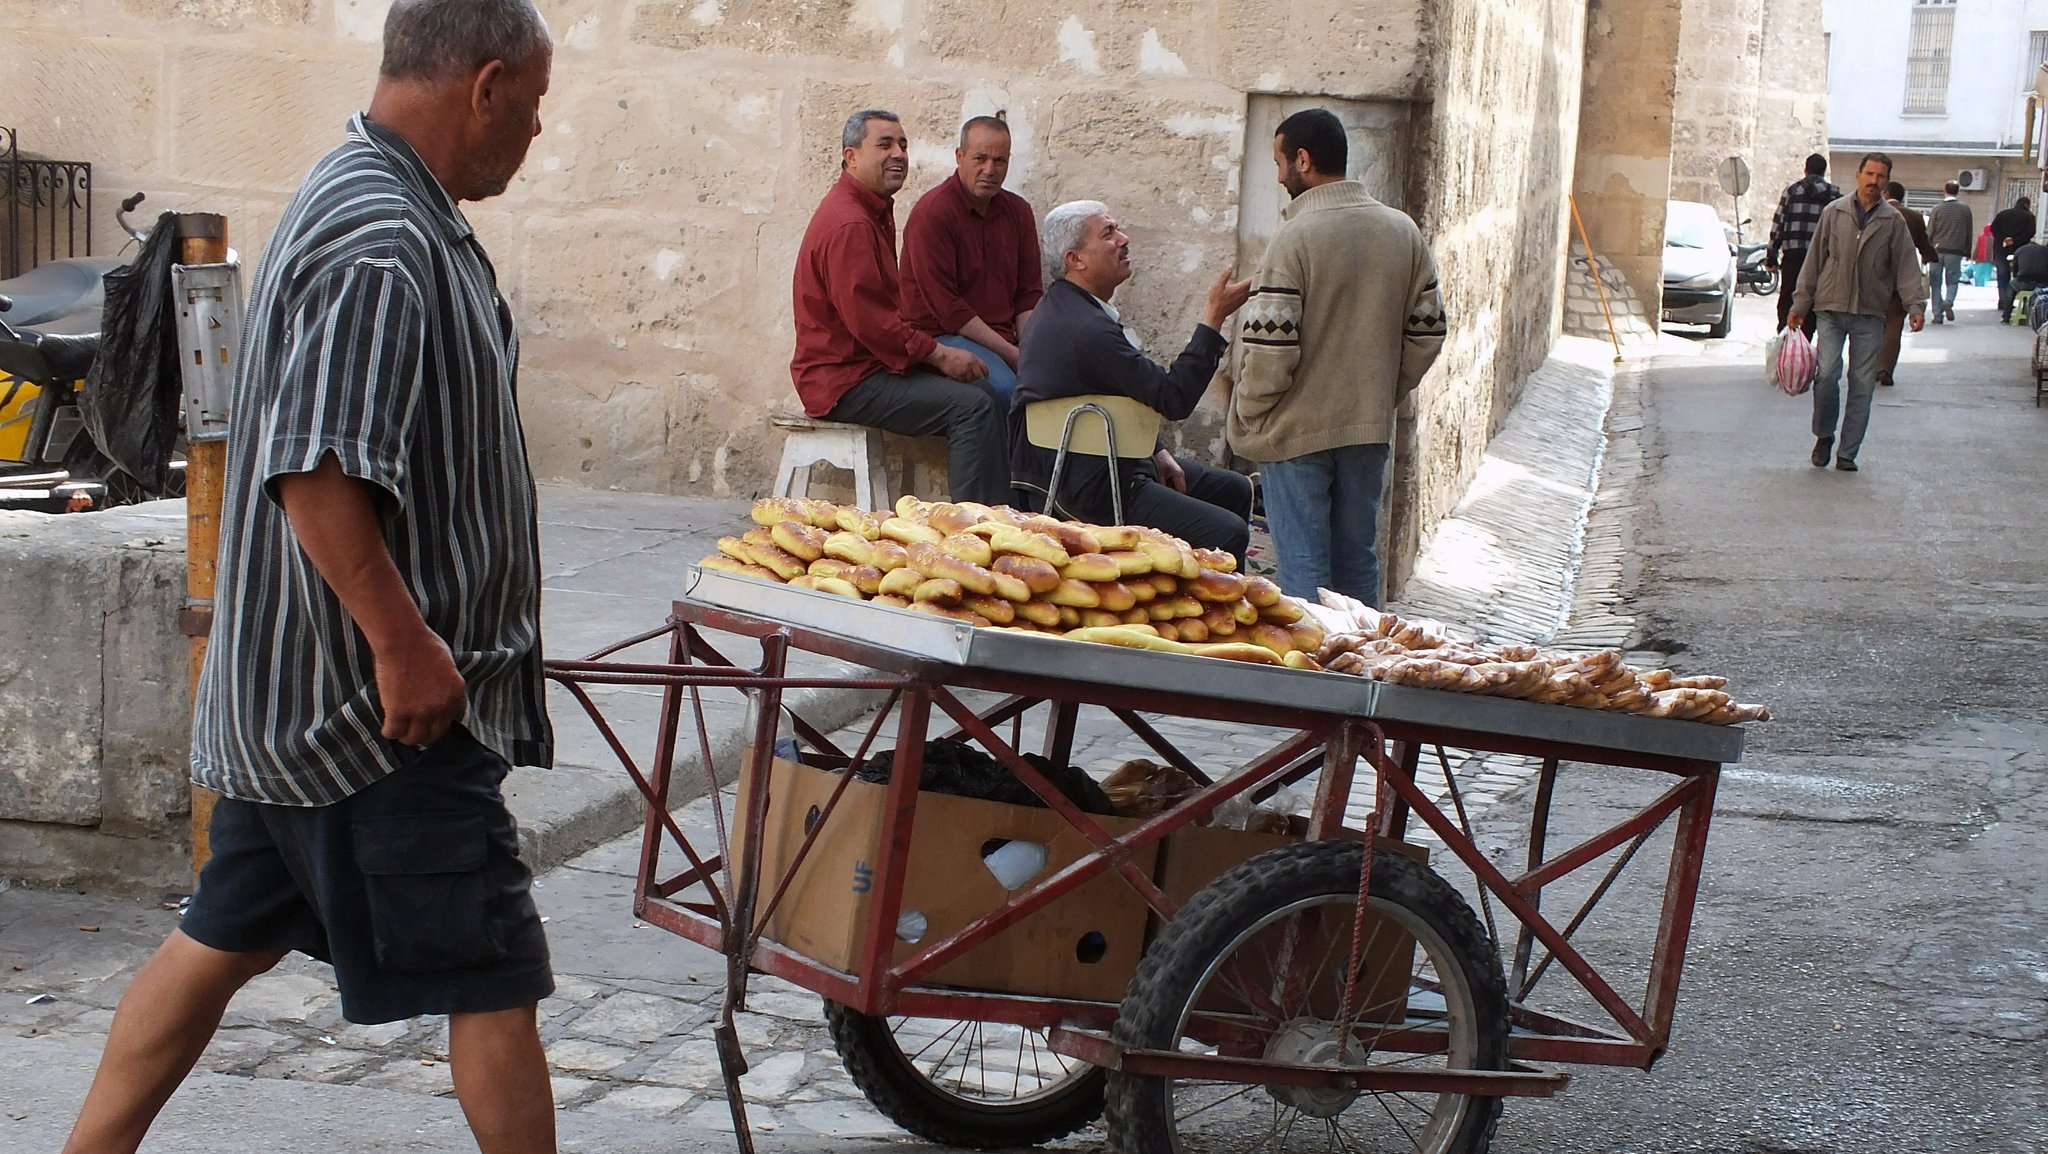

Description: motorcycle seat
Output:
[0,258,121,328]
[0,328,100,384]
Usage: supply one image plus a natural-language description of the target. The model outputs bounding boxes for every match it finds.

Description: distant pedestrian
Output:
[1924,180,1972,323]
[1990,195,2036,322]
[63,3,561,1154]
[1767,153,1842,338]
[1787,153,1927,473]
[1231,108,1447,606]
[1877,181,1937,388]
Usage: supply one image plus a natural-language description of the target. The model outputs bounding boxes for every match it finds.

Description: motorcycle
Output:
[1734,218,1777,296]
[0,192,174,512]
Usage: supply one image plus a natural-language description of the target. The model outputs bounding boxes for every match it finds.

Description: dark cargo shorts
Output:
[181,727,554,1025]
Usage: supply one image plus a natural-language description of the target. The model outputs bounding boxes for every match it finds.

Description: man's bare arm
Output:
[957,315,1021,370]
[274,454,466,748]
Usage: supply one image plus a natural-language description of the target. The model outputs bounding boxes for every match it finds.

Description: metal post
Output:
[172,212,235,874]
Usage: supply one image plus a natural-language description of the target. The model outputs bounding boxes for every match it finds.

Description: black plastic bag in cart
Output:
[79,211,182,496]
[847,738,1119,816]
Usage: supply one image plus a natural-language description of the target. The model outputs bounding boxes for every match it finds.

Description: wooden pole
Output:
[1569,195,1627,363]
[176,212,229,875]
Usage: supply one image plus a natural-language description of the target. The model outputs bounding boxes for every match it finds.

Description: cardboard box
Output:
[737,754,1159,1004]
[1153,825,1424,1025]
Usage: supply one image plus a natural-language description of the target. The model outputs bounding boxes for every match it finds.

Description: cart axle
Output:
[1046,1027,1570,1098]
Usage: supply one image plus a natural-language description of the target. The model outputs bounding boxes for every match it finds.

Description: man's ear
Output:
[470,59,508,122]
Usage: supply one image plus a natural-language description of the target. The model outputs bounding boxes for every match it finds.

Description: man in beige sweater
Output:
[1231,108,1447,605]
[1787,152,1926,472]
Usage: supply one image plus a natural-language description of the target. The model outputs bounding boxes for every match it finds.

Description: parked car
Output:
[1662,199,1736,338]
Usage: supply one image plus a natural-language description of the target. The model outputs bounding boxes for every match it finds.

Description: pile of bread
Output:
[699,496,1327,666]
[1302,594,1769,725]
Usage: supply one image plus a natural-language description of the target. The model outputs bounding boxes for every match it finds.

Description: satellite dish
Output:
[1718,156,1752,198]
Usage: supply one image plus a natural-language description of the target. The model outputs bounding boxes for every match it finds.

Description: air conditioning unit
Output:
[1957,168,1989,190]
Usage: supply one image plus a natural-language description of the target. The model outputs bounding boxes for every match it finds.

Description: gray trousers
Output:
[1812,311,1884,461]
[825,368,1013,505]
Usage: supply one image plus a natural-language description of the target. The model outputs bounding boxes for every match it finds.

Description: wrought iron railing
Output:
[1,125,94,279]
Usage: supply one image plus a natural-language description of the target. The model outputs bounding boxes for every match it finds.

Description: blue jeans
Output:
[1813,311,1884,461]
[936,334,1017,409]
[1929,253,1964,315]
[1257,443,1392,606]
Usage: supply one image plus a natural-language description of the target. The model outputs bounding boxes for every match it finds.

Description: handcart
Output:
[544,568,1745,1154]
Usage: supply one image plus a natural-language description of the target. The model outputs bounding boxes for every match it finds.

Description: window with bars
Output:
[1905,0,1957,115]
[2004,177,2035,210]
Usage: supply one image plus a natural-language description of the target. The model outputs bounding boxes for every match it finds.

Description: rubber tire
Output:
[1105,841,1509,1154]
[1706,295,1733,339]
[824,1000,1106,1148]
[1756,269,1779,297]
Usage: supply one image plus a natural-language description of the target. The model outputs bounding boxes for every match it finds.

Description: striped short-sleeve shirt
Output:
[191,113,552,806]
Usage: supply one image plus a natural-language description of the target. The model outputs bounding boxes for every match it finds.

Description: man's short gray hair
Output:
[1042,200,1108,280]
[842,109,902,151]
[381,0,551,82]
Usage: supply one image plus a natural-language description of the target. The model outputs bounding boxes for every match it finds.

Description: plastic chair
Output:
[1021,394,1161,525]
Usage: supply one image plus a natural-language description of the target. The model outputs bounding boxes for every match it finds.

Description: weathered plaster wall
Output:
[1574,0,1683,311]
[1752,0,1829,206]
[0,0,1605,599]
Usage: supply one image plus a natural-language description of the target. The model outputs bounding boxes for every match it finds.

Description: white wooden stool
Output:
[770,415,892,511]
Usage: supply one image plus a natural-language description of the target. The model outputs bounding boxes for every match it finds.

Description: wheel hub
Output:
[1262,1018,1360,1117]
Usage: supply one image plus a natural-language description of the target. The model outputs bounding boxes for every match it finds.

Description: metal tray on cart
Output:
[684,566,1745,765]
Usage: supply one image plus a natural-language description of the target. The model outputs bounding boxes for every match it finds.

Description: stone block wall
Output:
[1668,0,1828,235]
[0,504,193,890]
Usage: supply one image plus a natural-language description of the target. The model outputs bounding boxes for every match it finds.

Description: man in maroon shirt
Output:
[789,109,1011,505]
[900,115,1043,407]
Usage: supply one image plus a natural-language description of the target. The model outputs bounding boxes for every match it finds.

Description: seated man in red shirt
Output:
[900,114,1043,408]
[790,109,1010,505]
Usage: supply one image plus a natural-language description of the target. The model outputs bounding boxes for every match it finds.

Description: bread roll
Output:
[1079,608,1124,629]
[1149,572,1180,596]
[881,516,944,546]
[1126,578,1158,603]
[1092,581,1137,612]
[751,496,810,526]
[833,506,887,540]
[1133,537,1184,574]
[1282,650,1324,671]
[963,594,1016,624]
[741,527,777,549]
[1258,598,1305,625]
[991,553,1063,594]
[1247,622,1296,658]
[1200,605,1239,636]
[822,530,878,567]
[715,535,752,562]
[846,564,884,595]
[988,524,1071,567]
[1193,547,1237,574]
[1093,525,1143,552]
[1014,599,1063,627]
[1025,517,1102,557]
[1056,605,1082,629]
[789,574,860,598]
[909,601,989,627]
[927,502,986,536]
[870,540,910,572]
[807,557,857,581]
[1243,575,1284,608]
[700,555,781,582]
[772,520,828,562]
[1152,620,1181,642]
[741,539,808,580]
[1230,598,1260,626]
[894,495,933,522]
[907,541,998,596]
[988,571,1033,602]
[872,593,913,609]
[1287,621,1325,654]
[1168,595,1205,619]
[1060,552,1122,583]
[877,566,925,598]
[1188,569,1249,603]
[1177,617,1210,643]
[912,577,964,605]
[1106,549,1154,577]
[1147,599,1179,622]
[939,532,995,567]
[1046,578,1103,608]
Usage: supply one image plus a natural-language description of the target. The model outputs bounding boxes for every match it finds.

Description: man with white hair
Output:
[64,3,559,1151]
[1013,200,1253,559]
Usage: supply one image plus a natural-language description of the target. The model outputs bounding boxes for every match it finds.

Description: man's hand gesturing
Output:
[1202,265,1254,332]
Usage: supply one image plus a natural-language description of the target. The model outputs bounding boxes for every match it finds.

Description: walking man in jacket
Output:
[1787,153,1927,473]
[1767,153,1842,337]
[1231,108,1446,605]
[1925,181,1972,323]
[1878,180,1938,387]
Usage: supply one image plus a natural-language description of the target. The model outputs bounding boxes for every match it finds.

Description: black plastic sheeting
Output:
[79,211,181,495]
[844,738,1119,816]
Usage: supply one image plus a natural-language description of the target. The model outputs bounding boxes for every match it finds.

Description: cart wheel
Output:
[824,1001,1106,1148]
[1105,841,1509,1154]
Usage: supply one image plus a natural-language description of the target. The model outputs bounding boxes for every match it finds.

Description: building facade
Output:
[1824,0,2048,224]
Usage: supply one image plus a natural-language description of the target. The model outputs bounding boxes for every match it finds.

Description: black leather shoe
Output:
[1877,371,1894,387]
[1811,438,1833,467]
[1836,457,1858,472]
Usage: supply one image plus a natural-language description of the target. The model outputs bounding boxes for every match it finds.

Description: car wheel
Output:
[1706,295,1733,339]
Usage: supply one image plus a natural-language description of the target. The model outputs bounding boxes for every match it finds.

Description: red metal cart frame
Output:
[545,578,1738,1153]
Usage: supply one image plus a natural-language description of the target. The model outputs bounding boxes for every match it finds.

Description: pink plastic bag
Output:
[1769,327,1816,396]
